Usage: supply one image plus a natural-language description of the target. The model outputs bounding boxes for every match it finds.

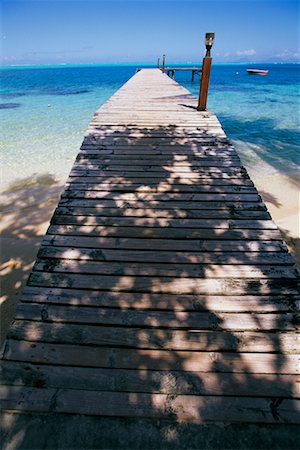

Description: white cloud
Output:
[223,52,230,58]
[275,50,300,60]
[236,49,256,56]
[2,55,17,62]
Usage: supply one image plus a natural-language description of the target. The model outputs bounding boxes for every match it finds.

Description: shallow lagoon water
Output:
[181,63,300,180]
[1,63,299,193]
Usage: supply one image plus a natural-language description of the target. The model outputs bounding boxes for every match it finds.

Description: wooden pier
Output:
[165,66,202,80]
[1,69,299,445]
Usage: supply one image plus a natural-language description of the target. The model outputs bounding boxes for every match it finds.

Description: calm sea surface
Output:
[1,63,299,192]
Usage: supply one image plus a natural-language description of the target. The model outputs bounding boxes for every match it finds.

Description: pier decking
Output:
[1,69,299,436]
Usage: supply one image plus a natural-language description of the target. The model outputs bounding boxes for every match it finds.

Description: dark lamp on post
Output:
[205,32,215,56]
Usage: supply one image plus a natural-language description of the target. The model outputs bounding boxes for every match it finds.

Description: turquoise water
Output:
[1,63,299,191]
[181,63,300,179]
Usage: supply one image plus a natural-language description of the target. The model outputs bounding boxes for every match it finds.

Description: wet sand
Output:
[1,169,299,346]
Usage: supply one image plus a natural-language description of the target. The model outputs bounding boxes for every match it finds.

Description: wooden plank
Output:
[85,131,227,138]
[77,149,238,157]
[5,328,300,356]
[46,225,281,241]
[54,207,271,219]
[64,183,257,193]
[33,259,297,279]
[1,361,299,397]
[41,235,286,252]
[67,176,254,186]
[70,166,247,174]
[164,66,202,70]
[86,121,223,127]
[14,303,298,331]
[82,137,230,145]
[51,216,275,230]
[27,272,298,295]
[89,116,221,120]
[78,147,234,159]
[1,385,299,423]
[58,199,265,211]
[77,149,236,157]
[87,120,223,126]
[73,162,241,172]
[76,157,241,164]
[20,287,300,313]
[79,147,233,156]
[76,149,238,155]
[68,171,249,180]
[59,192,261,202]
[37,246,294,266]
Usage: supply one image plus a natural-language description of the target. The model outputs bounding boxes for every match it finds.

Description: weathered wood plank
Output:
[28,272,298,295]
[20,287,300,313]
[67,176,254,186]
[5,328,300,357]
[41,235,286,252]
[38,246,294,267]
[74,160,242,168]
[55,207,271,219]
[77,150,238,158]
[85,128,226,136]
[58,199,265,211]
[70,166,247,174]
[2,361,299,397]
[64,183,257,193]
[60,192,260,202]
[78,146,236,155]
[47,225,281,241]
[51,216,275,230]
[82,138,230,147]
[14,302,298,331]
[1,385,299,423]
[33,259,297,279]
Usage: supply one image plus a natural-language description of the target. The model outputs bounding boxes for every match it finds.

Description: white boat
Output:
[246,69,269,75]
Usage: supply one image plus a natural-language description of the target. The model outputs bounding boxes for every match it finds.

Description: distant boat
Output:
[246,69,269,75]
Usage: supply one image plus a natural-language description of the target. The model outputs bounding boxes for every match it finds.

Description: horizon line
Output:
[1,61,299,69]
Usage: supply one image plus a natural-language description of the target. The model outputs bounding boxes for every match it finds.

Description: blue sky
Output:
[1,0,299,65]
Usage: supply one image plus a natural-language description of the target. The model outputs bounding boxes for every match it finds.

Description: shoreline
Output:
[1,163,299,346]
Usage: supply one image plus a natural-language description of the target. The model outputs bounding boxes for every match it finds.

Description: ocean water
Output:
[181,63,300,180]
[1,63,299,195]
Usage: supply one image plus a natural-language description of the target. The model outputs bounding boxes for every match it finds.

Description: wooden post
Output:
[162,54,166,73]
[197,32,215,111]
[157,58,160,68]
[192,70,195,82]
[197,57,212,110]
[172,70,175,80]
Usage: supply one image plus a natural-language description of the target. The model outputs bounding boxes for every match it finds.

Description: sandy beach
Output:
[0,177,64,345]
[1,161,299,346]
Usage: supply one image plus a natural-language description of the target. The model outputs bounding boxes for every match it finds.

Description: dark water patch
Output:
[0,92,25,99]
[0,103,21,109]
[44,87,93,96]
